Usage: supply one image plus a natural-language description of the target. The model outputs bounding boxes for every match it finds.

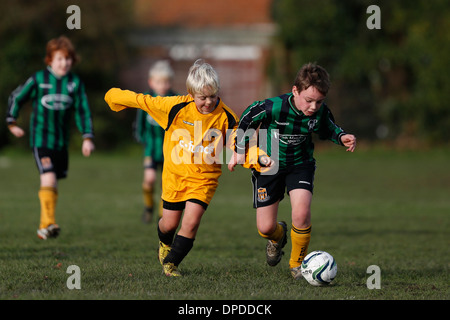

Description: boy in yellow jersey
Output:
[105,59,239,276]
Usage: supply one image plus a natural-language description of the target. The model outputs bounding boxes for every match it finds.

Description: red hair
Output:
[44,36,79,65]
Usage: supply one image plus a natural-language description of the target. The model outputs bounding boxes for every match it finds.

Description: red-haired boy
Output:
[6,36,95,239]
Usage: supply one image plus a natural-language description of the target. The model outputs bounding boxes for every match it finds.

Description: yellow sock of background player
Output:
[289,224,311,268]
[143,185,154,209]
[159,199,163,218]
[38,187,58,229]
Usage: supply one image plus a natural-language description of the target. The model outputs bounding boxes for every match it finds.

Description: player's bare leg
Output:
[160,201,205,276]
[256,201,287,266]
[157,208,181,265]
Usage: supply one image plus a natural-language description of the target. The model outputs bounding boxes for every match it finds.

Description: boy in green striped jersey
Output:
[134,60,176,223]
[6,36,95,240]
[228,63,356,279]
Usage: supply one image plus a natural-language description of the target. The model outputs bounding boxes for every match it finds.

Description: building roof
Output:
[134,0,274,28]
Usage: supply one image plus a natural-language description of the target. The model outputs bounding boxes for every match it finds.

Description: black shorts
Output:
[251,163,316,208]
[143,156,163,170]
[33,147,68,179]
[163,199,208,211]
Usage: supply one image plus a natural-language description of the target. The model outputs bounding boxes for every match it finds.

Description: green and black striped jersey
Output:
[7,66,94,150]
[236,93,346,168]
[134,89,176,162]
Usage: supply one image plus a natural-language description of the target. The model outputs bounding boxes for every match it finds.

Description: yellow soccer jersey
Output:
[105,88,239,205]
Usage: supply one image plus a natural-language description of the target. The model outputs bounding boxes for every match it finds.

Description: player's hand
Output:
[341,134,356,152]
[258,155,274,167]
[82,139,95,157]
[228,151,245,172]
[8,125,25,138]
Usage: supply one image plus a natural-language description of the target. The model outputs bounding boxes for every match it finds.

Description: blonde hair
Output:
[149,60,174,79]
[186,59,220,96]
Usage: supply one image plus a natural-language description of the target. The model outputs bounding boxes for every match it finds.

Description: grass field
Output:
[0,146,448,303]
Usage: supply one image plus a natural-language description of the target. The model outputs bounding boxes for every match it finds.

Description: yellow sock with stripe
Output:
[289,224,312,269]
[38,187,58,229]
[258,222,284,243]
[143,186,154,209]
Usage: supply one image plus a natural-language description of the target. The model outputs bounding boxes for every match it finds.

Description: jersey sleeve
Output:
[104,88,187,130]
[6,76,36,125]
[73,80,94,139]
[234,100,267,154]
[316,105,346,145]
[227,100,269,171]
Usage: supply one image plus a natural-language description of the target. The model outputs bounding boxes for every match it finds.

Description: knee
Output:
[292,208,311,228]
[159,217,179,233]
[257,221,277,236]
[40,172,57,188]
[180,220,200,237]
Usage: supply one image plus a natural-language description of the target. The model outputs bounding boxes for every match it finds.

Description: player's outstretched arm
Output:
[104,88,138,112]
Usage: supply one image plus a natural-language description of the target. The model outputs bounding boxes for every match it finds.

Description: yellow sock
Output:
[289,224,312,269]
[38,187,58,229]
[258,222,284,243]
[143,186,154,209]
[158,199,163,218]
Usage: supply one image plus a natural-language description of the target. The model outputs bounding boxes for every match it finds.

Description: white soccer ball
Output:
[301,251,337,286]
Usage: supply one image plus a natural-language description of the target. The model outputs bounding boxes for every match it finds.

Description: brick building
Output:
[121,0,276,115]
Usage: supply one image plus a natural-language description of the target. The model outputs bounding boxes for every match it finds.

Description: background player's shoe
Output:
[162,262,181,277]
[141,207,153,224]
[266,221,287,266]
[37,224,60,240]
[158,241,171,265]
[290,266,303,280]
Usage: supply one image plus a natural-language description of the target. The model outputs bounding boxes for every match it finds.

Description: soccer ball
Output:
[301,251,337,286]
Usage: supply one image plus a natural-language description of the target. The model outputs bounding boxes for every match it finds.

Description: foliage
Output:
[0,0,136,151]
[271,0,450,144]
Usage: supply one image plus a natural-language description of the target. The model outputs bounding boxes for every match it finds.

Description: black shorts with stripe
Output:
[251,163,316,208]
[33,147,68,179]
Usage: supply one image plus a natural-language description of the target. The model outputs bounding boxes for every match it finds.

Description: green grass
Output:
[0,146,449,301]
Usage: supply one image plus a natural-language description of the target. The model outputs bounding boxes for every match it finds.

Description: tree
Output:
[271,0,450,145]
[0,0,135,150]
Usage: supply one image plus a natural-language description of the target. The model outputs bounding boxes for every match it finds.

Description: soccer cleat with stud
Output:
[290,266,303,280]
[266,221,288,266]
[158,241,171,265]
[141,207,154,224]
[37,224,60,240]
[162,262,181,277]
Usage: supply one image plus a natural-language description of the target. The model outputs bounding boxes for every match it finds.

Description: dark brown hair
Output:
[293,63,330,95]
[44,36,79,65]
